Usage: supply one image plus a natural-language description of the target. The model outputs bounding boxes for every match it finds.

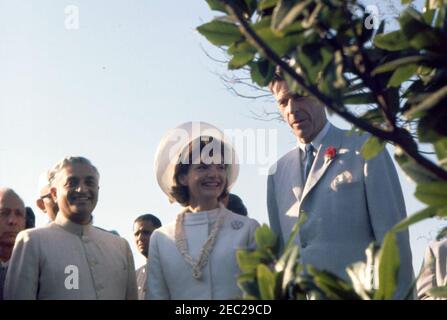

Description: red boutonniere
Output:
[324,146,337,161]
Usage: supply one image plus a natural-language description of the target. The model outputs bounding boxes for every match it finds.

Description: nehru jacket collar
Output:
[55,213,93,237]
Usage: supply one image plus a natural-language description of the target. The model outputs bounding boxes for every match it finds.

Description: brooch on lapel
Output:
[324,146,337,161]
[231,220,244,230]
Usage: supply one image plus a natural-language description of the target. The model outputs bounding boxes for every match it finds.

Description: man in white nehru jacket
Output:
[36,170,59,222]
[5,156,138,300]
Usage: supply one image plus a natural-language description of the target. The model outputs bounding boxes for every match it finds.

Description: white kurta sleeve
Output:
[364,146,414,299]
[146,231,170,299]
[4,230,40,300]
[123,239,138,300]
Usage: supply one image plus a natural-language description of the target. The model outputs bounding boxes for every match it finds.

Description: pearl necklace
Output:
[175,207,226,279]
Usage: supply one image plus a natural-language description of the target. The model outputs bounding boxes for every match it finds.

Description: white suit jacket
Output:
[267,123,413,299]
[146,206,259,300]
[4,214,138,300]
[417,239,447,300]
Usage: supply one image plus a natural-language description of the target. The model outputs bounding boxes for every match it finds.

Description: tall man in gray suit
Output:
[133,213,161,300]
[0,188,26,300]
[267,73,414,299]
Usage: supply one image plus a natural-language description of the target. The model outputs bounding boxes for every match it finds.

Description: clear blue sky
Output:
[0,0,441,272]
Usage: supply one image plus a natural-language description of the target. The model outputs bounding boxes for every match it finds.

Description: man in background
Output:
[0,188,26,300]
[25,207,36,229]
[36,170,58,222]
[133,214,161,300]
[222,193,248,217]
[5,156,137,299]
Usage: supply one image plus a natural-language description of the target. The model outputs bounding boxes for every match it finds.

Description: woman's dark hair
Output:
[169,136,230,206]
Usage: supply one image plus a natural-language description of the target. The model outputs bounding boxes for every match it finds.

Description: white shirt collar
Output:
[54,212,93,237]
[1,260,9,268]
[297,122,330,153]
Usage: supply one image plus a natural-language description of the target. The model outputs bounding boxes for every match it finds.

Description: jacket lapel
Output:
[298,124,343,210]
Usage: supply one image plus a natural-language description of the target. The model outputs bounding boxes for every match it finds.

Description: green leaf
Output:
[415,182,447,206]
[255,224,278,250]
[238,278,260,299]
[257,264,275,300]
[280,246,299,291]
[398,7,446,51]
[308,267,359,300]
[387,64,418,88]
[343,92,376,105]
[437,207,447,217]
[259,0,278,11]
[394,147,439,183]
[256,28,300,56]
[434,138,447,170]
[297,45,333,85]
[205,0,228,13]
[250,59,275,86]
[346,262,373,300]
[284,211,307,251]
[228,52,255,69]
[372,56,428,75]
[392,206,439,232]
[427,286,447,298]
[197,20,242,46]
[374,233,399,300]
[237,250,264,273]
[374,30,411,51]
[273,0,312,31]
[360,136,385,161]
[228,40,256,55]
[404,85,447,119]
[271,0,294,30]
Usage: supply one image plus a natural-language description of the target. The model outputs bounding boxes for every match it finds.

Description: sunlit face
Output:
[272,80,327,143]
[36,186,59,221]
[179,163,227,207]
[51,163,99,225]
[133,220,158,258]
[0,192,26,247]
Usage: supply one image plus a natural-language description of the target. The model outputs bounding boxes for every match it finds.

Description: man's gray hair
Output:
[48,156,100,184]
[0,187,25,207]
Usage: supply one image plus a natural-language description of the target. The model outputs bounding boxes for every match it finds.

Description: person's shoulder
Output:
[91,226,129,248]
[152,221,176,240]
[12,225,55,248]
[268,147,299,176]
[223,208,260,228]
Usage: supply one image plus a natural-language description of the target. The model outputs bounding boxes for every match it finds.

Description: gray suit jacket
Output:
[267,124,413,299]
[417,239,447,300]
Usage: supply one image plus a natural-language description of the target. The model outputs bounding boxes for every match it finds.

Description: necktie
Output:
[304,144,315,181]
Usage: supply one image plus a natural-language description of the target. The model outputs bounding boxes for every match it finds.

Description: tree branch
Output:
[222,0,447,181]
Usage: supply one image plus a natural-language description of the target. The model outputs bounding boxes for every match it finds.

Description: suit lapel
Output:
[299,125,343,209]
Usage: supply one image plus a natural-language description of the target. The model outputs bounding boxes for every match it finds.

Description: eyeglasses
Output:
[40,193,52,200]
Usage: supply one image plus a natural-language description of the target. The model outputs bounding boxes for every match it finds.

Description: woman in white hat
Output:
[147,121,260,300]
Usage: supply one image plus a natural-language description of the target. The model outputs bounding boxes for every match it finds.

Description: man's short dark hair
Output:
[25,207,36,229]
[226,193,248,216]
[134,214,162,228]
